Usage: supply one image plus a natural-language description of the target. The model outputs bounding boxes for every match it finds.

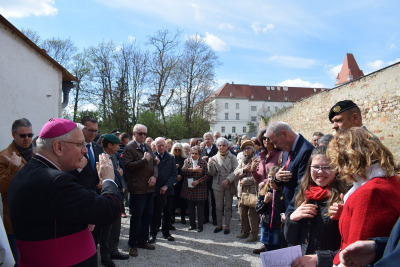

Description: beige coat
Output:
[0,142,28,234]
[234,154,258,197]
[208,151,238,192]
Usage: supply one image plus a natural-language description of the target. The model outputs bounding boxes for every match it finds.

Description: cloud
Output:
[204,32,230,51]
[278,79,326,88]
[268,56,317,69]
[387,58,400,65]
[389,44,397,50]
[189,3,205,20]
[0,0,57,18]
[324,64,342,80]
[251,22,274,34]
[128,36,135,42]
[366,60,385,71]
[115,45,123,51]
[219,23,234,30]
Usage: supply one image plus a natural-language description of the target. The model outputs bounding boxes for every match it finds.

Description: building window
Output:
[284,97,288,101]
[243,127,246,133]
[225,103,228,109]
[236,113,239,120]
[271,86,275,90]
[232,127,236,133]
[283,86,288,91]
[266,86,270,90]
[225,113,228,119]
[251,106,257,111]
[277,86,281,90]
[236,103,239,109]
[221,126,225,133]
[275,107,278,112]
[251,116,257,122]
[267,106,270,111]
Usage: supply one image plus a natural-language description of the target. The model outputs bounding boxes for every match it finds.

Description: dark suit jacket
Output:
[154,152,178,196]
[274,134,314,214]
[201,144,219,189]
[70,142,104,191]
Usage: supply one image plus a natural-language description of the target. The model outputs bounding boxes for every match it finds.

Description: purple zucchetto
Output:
[39,118,77,138]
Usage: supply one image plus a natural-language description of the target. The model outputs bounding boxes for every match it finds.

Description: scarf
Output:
[13,141,33,162]
[304,185,330,202]
[344,163,387,203]
[243,152,255,165]
[219,151,229,161]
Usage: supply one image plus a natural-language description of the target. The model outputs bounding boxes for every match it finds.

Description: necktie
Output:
[86,143,95,170]
[284,151,293,170]
[140,143,145,151]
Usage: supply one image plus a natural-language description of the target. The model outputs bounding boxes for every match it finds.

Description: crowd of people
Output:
[1,99,400,267]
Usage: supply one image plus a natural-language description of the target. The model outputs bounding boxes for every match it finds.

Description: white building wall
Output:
[0,22,62,150]
[210,98,293,136]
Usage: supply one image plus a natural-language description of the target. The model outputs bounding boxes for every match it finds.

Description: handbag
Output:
[240,179,258,207]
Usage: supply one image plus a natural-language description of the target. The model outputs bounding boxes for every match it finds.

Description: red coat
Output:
[180,158,208,201]
[333,175,400,264]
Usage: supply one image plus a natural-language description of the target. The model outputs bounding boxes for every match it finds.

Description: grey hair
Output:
[154,137,165,144]
[200,142,205,147]
[76,123,84,130]
[266,121,292,136]
[241,135,250,140]
[12,118,32,133]
[203,132,212,139]
[216,137,229,146]
[318,134,334,146]
[171,143,187,158]
[133,124,147,133]
[228,141,233,148]
[36,126,78,152]
[190,145,202,155]
[182,143,190,149]
[213,131,221,136]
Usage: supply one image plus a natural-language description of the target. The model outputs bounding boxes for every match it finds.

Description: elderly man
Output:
[311,132,324,147]
[99,134,129,266]
[201,132,218,225]
[149,137,178,243]
[7,118,122,266]
[182,143,191,158]
[267,121,314,214]
[0,118,34,261]
[318,134,334,146]
[189,138,197,147]
[213,131,221,143]
[146,137,153,146]
[123,124,158,257]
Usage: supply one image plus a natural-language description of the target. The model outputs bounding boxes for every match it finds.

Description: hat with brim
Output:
[240,140,255,151]
[329,100,358,122]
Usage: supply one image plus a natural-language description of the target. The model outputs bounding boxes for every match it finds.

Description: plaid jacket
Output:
[180,158,208,201]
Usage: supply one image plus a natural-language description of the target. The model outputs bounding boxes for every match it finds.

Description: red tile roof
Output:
[335,53,364,85]
[208,83,326,102]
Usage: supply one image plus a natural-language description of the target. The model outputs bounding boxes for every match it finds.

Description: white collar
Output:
[344,163,387,203]
[35,153,61,170]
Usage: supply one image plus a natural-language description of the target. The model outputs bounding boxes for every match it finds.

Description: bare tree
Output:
[147,29,182,133]
[41,37,77,67]
[20,28,41,45]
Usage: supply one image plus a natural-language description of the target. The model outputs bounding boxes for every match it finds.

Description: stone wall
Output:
[268,63,400,159]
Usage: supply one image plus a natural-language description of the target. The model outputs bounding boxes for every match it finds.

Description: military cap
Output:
[329,100,358,122]
[111,128,121,134]
[103,134,120,144]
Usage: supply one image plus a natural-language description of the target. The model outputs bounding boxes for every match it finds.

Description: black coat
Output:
[284,200,341,267]
[174,155,186,191]
[201,144,218,189]
[8,155,122,266]
[255,188,285,229]
[70,142,104,192]
[154,151,178,196]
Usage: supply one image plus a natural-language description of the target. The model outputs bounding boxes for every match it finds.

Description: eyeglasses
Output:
[61,141,87,150]
[243,147,253,150]
[262,136,270,141]
[15,133,34,138]
[135,132,147,136]
[191,153,199,155]
[84,128,98,134]
[310,165,332,174]
[174,149,181,152]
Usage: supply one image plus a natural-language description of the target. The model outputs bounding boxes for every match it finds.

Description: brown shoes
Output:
[236,233,250,239]
[129,247,138,257]
[138,243,155,250]
[253,245,265,254]
[245,235,258,242]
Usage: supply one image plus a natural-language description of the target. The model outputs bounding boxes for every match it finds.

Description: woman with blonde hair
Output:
[327,127,400,266]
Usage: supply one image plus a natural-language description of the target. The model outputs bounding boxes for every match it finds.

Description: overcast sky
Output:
[2,0,399,90]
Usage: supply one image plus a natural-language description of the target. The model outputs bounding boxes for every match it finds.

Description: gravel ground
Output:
[99,198,264,267]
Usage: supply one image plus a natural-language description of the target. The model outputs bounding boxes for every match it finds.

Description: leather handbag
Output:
[240,180,258,207]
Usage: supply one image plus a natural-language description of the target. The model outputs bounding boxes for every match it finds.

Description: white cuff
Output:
[103,179,118,187]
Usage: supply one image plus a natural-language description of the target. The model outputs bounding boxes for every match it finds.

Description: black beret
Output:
[329,100,358,122]
[103,134,120,144]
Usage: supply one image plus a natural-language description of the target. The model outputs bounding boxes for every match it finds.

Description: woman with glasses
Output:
[234,140,260,242]
[181,146,208,232]
[284,145,347,267]
[208,138,238,234]
[171,143,188,224]
[327,128,400,266]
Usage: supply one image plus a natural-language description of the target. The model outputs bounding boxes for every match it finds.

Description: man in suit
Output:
[201,132,219,225]
[99,134,129,266]
[267,121,314,214]
[123,124,158,257]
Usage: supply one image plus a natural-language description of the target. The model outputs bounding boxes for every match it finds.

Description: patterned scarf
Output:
[13,141,33,162]
[219,151,229,161]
